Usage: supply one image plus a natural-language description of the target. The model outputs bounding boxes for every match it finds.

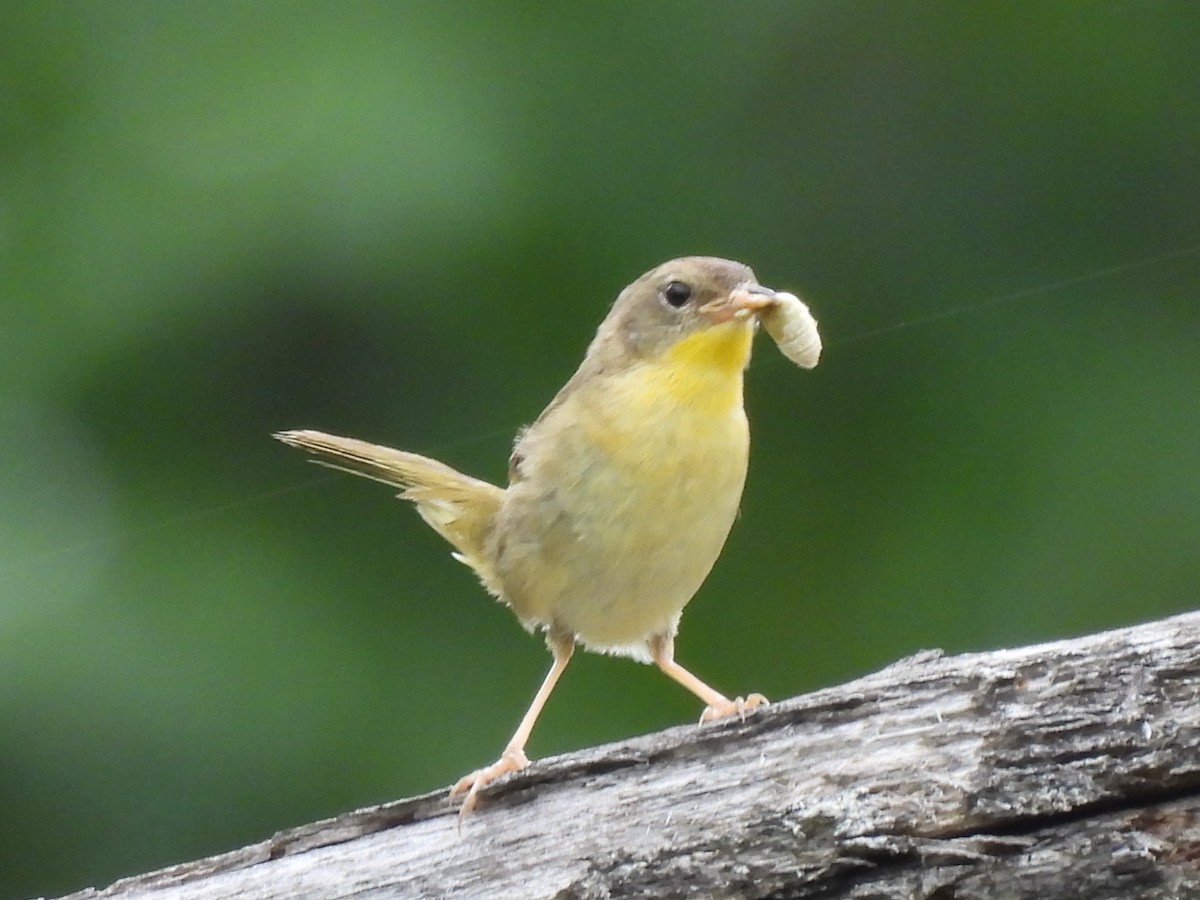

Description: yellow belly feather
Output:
[501,320,755,652]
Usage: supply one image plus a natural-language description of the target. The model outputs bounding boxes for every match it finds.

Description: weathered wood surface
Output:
[57,612,1200,899]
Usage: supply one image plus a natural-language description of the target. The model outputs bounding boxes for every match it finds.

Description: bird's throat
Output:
[657,321,753,409]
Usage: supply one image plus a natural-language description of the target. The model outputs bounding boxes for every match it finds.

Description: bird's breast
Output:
[493,320,754,653]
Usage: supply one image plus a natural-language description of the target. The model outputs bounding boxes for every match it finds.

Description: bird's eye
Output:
[662,281,692,308]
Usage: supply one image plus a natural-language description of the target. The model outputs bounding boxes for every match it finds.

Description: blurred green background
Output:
[4,2,1199,897]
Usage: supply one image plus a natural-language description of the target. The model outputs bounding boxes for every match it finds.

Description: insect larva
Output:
[760,291,821,368]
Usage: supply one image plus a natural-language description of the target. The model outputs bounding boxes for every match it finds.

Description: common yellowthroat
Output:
[275,256,820,814]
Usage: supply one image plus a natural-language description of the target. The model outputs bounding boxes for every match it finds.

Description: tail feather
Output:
[274,429,504,594]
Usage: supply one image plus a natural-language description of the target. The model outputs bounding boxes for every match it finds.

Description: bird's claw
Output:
[699,692,768,724]
[450,746,530,817]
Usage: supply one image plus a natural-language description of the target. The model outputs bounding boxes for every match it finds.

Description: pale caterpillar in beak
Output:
[759,291,821,369]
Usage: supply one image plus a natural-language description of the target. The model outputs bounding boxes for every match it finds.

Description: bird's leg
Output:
[451,632,575,816]
[648,632,767,724]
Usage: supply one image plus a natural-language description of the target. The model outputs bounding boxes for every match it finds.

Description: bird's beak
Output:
[703,283,779,323]
[729,283,779,314]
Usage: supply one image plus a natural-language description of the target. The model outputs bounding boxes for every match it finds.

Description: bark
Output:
[56,611,1200,899]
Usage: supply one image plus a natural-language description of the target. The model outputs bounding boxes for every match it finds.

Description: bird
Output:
[274,256,821,815]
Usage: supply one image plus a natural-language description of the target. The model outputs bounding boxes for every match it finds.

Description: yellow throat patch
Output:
[656,320,753,411]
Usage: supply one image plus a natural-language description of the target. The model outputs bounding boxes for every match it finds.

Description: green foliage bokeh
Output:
[3,3,1199,897]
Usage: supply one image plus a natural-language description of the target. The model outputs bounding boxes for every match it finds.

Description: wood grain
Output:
[56,611,1200,899]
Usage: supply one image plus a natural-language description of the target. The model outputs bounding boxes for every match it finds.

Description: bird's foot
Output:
[699,692,769,724]
[450,746,530,817]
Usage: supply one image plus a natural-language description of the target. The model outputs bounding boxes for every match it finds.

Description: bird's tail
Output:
[274,429,504,594]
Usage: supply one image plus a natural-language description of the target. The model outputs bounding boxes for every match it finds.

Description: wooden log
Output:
[56,611,1200,899]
